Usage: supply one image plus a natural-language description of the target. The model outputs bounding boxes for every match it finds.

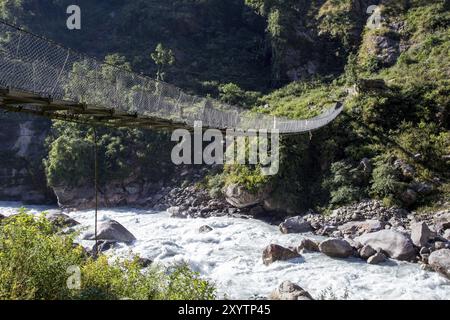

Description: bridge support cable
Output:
[93,126,99,257]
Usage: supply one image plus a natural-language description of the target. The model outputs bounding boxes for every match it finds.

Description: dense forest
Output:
[0,0,449,215]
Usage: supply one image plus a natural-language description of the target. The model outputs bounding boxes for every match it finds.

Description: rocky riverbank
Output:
[263,200,450,284]
[158,188,450,288]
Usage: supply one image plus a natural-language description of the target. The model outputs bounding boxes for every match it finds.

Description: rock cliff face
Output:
[53,180,168,210]
[266,0,380,82]
[0,113,55,204]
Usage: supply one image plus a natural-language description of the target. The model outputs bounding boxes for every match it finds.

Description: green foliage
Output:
[45,122,174,188]
[44,54,175,189]
[80,257,215,300]
[0,0,22,22]
[256,80,346,119]
[0,210,84,299]
[317,0,360,50]
[0,211,216,300]
[405,0,450,40]
[370,157,407,201]
[224,165,269,193]
[219,83,261,108]
[258,0,449,212]
[396,122,450,174]
[203,173,226,199]
[45,133,93,187]
[151,43,175,81]
[323,161,368,207]
[163,264,216,300]
[344,53,360,86]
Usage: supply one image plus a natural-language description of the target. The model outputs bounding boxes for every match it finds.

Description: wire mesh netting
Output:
[0,20,343,133]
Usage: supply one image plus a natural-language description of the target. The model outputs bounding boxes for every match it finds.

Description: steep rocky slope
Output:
[0,113,54,203]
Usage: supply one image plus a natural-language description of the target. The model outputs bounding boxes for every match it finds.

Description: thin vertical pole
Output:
[93,127,99,257]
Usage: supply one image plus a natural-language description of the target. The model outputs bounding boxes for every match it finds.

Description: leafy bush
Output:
[323,161,368,207]
[0,211,84,300]
[396,123,450,174]
[219,83,262,108]
[224,164,269,193]
[370,158,407,203]
[0,211,216,300]
[45,134,94,188]
[44,121,174,189]
[204,173,226,199]
[257,80,346,119]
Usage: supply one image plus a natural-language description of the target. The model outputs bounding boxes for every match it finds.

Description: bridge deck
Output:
[0,86,192,132]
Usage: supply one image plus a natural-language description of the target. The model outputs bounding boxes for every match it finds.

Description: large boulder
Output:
[338,220,384,236]
[83,219,136,243]
[297,238,319,253]
[410,182,433,195]
[410,222,435,247]
[279,216,312,234]
[92,240,117,253]
[355,230,416,261]
[199,225,213,233]
[263,196,296,215]
[0,213,5,221]
[46,212,79,228]
[400,189,418,207]
[359,245,377,260]
[262,244,301,266]
[367,252,387,265]
[443,229,450,241]
[225,184,268,209]
[428,249,450,279]
[168,206,188,218]
[137,257,153,268]
[319,239,354,259]
[269,281,313,300]
[435,212,450,232]
[369,33,400,67]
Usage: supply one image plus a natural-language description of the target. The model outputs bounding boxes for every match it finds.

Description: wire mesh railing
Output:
[0,20,343,133]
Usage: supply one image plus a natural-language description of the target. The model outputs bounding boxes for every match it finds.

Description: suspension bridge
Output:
[0,19,343,134]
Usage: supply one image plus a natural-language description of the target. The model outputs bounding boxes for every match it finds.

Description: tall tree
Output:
[151,43,175,81]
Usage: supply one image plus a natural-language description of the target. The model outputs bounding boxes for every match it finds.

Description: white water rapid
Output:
[1,202,449,300]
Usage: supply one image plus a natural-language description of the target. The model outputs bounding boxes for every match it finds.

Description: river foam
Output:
[1,202,449,300]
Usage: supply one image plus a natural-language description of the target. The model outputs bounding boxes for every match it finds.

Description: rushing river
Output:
[1,201,450,300]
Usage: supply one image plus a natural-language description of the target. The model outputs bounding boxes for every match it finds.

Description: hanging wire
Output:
[93,126,99,257]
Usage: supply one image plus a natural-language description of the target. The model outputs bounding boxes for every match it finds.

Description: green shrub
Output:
[396,121,450,174]
[219,83,261,108]
[204,173,226,199]
[224,164,269,193]
[370,158,407,201]
[0,211,216,300]
[0,211,84,300]
[323,161,368,207]
[257,80,346,119]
